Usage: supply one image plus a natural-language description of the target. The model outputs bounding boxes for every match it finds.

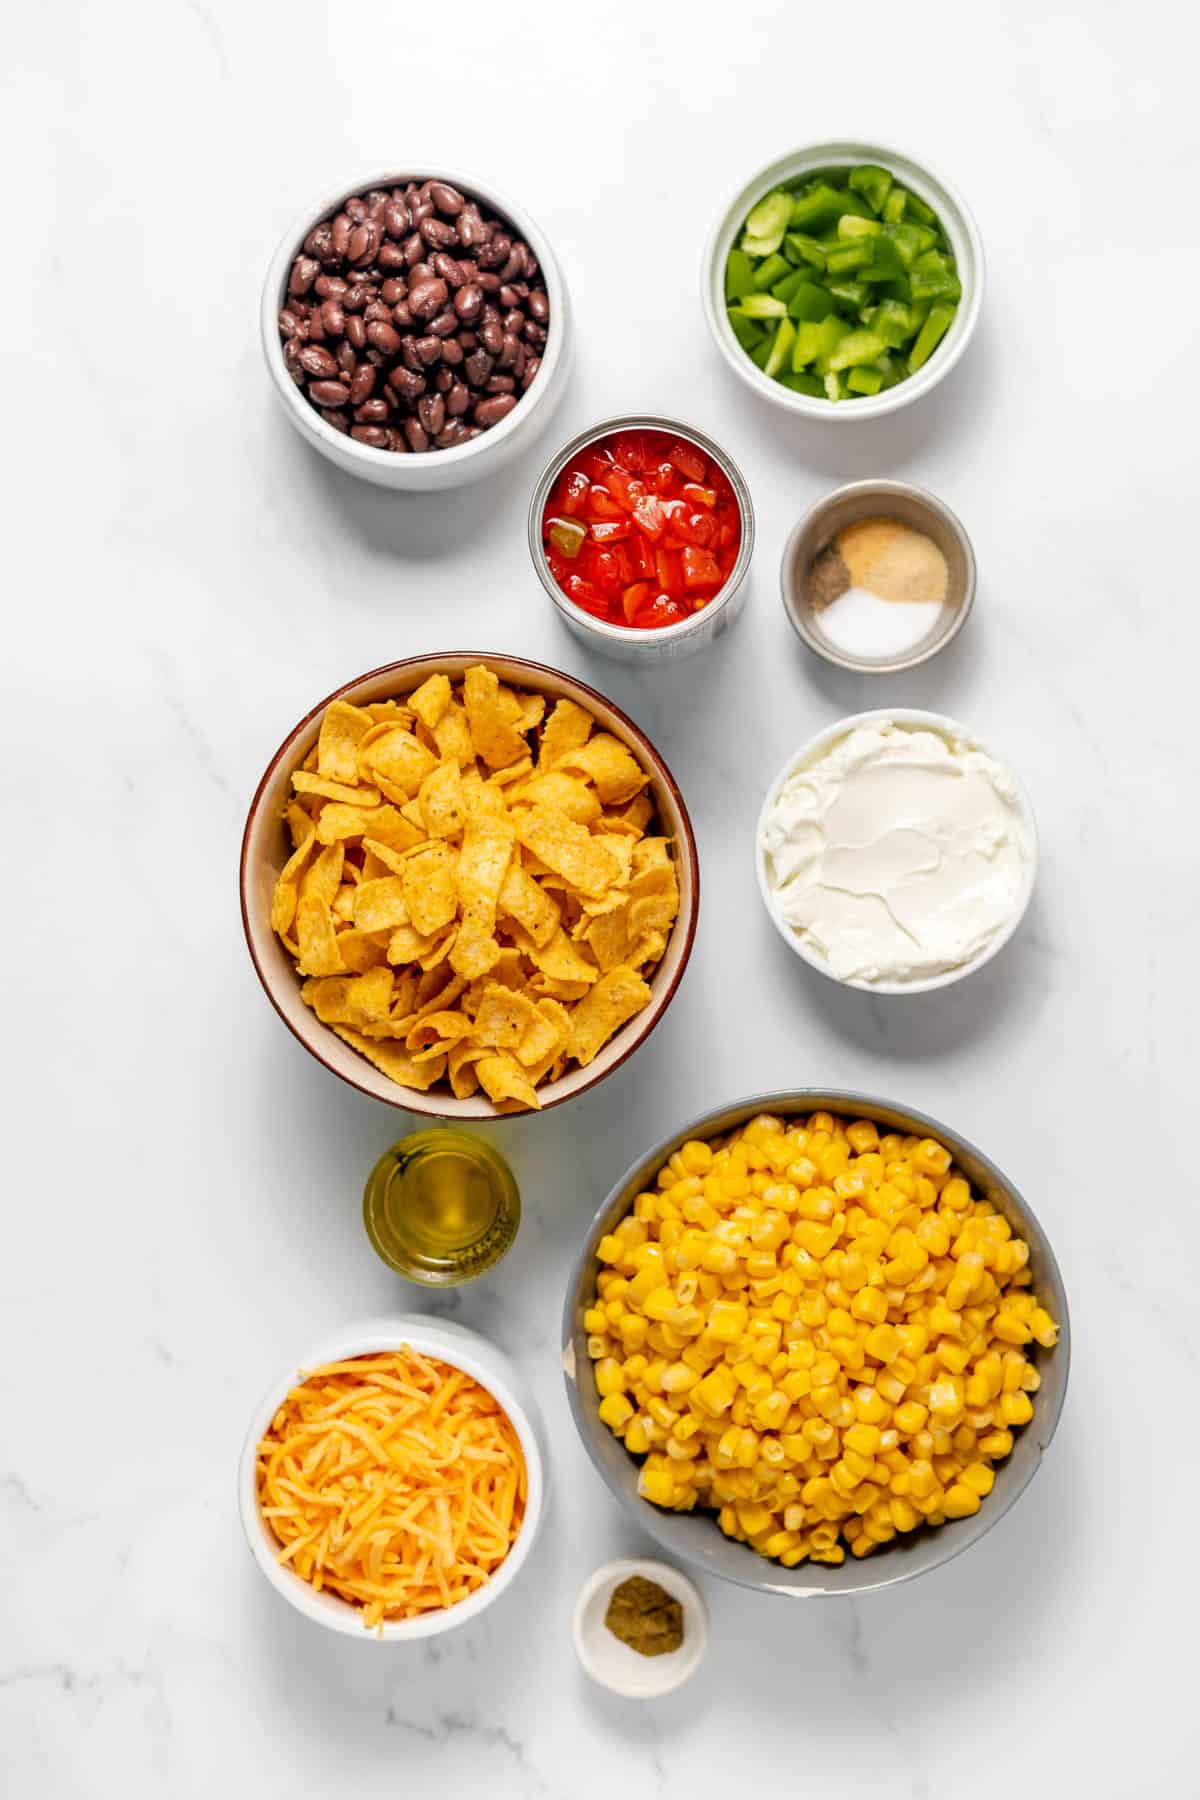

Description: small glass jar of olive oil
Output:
[362,1130,520,1285]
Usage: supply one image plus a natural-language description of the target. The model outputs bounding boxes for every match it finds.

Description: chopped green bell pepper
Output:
[724,248,754,302]
[847,364,885,395]
[907,302,955,371]
[861,235,906,282]
[882,188,908,225]
[790,320,825,369]
[783,232,828,270]
[902,190,937,226]
[824,239,872,276]
[848,164,894,215]
[825,278,868,310]
[826,328,888,373]
[727,309,765,352]
[824,370,848,401]
[749,337,774,370]
[751,252,792,291]
[735,292,788,319]
[872,298,915,348]
[787,279,837,322]
[909,250,961,303]
[838,214,881,240]
[779,371,824,396]
[742,190,791,256]
[812,315,851,374]
[788,184,861,233]
[763,318,796,379]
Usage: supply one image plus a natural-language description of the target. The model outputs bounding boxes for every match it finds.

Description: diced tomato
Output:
[587,548,625,593]
[613,433,648,472]
[682,482,717,509]
[622,581,651,624]
[667,441,707,484]
[633,495,666,540]
[543,426,741,630]
[560,469,590,516]
[603,466,644,513]
[627,532,656,580]
[682,546,722,589]
[642,593,689,628]
[587,485,623,521]
[564,573,607,616]
[655,546,681,598]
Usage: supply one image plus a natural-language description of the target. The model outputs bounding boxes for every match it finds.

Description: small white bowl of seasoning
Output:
[782,479,975,673]
[756,710,1037,994]
[573,1557,708,1699]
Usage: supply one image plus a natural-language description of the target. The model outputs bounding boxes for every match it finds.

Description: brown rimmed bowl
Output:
[563,1089,1069,1597]
[240,652,699,1120]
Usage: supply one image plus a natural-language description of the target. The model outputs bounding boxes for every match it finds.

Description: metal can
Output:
[527,413,755,663]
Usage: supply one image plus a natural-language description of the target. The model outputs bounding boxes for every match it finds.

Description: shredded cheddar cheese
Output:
[256,1348,527,1629]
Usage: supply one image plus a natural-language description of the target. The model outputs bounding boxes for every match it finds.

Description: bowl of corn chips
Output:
[240,654,698,1117]
[563,1090,1069,1596]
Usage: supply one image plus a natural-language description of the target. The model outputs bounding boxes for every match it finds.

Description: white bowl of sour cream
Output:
[755,711,1037,993]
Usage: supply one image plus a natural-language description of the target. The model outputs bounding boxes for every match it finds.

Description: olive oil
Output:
[363,1131,519,1285]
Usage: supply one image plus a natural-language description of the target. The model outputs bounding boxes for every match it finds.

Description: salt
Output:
[816,586,945,660]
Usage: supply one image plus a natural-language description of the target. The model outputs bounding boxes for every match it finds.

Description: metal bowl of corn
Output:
[562,1090,1069,1596]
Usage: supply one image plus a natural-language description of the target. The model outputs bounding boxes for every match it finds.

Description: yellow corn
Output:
[587,1111,1057,1570]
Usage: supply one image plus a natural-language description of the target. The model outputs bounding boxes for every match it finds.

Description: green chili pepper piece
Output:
[907,303,956,372]
[848,164,894,215]
[751,252,792,291]
[764,318,796,379]
[787,279,837,322]
[725,249,755,302]
[736,293,788,320]
[548,517,587,559]
[783,232,828,270]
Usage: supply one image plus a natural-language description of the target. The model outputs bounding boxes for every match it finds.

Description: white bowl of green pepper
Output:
[702,141,984,419]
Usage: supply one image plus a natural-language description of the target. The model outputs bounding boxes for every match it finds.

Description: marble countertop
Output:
[7,3,1199,1794]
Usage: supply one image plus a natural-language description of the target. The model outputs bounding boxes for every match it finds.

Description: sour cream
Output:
[759,719,1034,987]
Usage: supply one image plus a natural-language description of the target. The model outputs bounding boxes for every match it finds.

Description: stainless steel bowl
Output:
[527,413,755,663]
[562,1089,1069,1598]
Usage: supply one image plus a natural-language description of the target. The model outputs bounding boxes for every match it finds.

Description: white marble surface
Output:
[6,3,1200,1793]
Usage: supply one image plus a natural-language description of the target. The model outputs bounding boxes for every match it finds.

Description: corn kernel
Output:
[598,1393,634,1431]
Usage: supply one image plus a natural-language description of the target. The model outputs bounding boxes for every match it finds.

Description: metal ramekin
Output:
[527,414,755,663]
[563,1089,1070,1599]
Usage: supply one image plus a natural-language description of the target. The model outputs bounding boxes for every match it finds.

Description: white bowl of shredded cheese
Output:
[755,710,1037,993]
[239,1315,547,1639]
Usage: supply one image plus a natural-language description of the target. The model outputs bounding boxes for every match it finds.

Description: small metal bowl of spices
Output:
[573,1558,708,1699]
[782,479,975,673]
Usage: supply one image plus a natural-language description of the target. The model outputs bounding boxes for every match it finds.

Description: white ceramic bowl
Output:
[238,1315,546,1640]
[527,414,755,664]
[261,166,571,490]
[572,1557,708,1698]
[702,139,984,422]
[240,652,699,1120]
[755,709,1037,994]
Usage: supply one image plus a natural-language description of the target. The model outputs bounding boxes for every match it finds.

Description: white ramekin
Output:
[527,414,755,663]
[238,1316,547,1639]
[754,709,1037,994]
[572,1557,708,1698]
[702,140,984,422]
[261,167,571,490]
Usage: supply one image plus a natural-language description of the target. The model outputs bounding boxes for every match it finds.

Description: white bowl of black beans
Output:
[262,169,571,490]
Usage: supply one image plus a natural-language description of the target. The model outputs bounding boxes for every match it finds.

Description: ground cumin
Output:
[604,1575,684,1656]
